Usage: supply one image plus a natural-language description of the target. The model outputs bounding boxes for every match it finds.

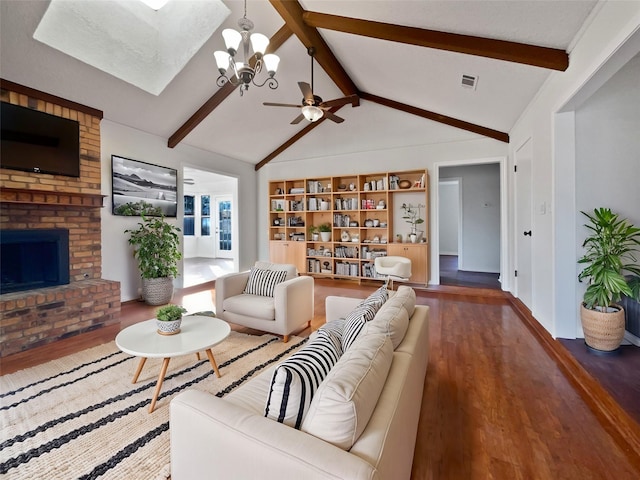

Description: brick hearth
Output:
[0,80,121,357]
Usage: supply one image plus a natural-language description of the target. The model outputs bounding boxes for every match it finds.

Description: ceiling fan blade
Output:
[290,113,306,125]
[298,82,314,104]
[263,102,303,108]
[324,111,345,124]
[320,94,360,108]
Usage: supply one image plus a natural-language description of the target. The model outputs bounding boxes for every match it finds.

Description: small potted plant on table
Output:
[156,304,187,335]
[578,208,640,352]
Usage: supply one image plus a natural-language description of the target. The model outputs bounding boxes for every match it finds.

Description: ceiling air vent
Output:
[461,74,478,90]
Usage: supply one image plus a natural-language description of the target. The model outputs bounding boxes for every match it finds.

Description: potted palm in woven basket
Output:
[577,208,640,352]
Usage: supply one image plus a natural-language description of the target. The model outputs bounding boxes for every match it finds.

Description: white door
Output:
[515,138,533,308]
[215,196,234,259]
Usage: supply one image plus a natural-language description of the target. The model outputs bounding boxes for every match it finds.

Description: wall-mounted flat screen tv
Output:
[111,155,178,217]
[0,102,81,177]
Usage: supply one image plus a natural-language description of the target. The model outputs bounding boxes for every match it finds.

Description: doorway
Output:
[182,167,237,287]
[434,160,506,290]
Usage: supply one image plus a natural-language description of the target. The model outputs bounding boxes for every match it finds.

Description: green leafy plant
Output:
[577,208,640,310]
[318,223,332,232]
[401,203,425,233]
[125,214,182,279]
[156,304,187,321]
[115,200,163,216]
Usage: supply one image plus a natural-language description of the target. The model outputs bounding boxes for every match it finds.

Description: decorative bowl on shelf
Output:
[398,179,412,189]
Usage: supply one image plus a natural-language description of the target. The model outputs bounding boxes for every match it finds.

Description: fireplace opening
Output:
[0,228,70,294]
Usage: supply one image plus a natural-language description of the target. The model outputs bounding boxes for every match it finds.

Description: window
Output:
[201,195,211,236]
[183,195,195,236]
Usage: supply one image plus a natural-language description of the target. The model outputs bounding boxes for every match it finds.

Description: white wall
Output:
[438,181,459,255]
[440,164,501,273]
[509,1,640,336]
[258,137,509,279]
[100,120,257,302]
[574,52,640,323]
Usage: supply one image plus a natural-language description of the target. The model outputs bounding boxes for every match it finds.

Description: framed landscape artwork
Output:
[111,155,178,217]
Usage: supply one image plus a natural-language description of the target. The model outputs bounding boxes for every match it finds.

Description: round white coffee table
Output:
[115,315,231,413]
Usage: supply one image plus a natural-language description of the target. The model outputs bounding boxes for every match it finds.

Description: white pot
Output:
[320,231,331,242]
[156,317,182,335]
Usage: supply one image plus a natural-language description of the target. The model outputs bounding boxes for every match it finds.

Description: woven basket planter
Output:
[580,303,625,352]
[142,277,174,306]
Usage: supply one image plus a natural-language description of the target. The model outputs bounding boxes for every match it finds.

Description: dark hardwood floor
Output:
[2,280,639,479]
[439,254,501,289]
[559,338,640,425]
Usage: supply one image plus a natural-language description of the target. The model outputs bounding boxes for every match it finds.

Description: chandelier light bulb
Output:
[222,29,242,56]
[263,54,280,76]
[250,33,269,57]
[214,51,230,74]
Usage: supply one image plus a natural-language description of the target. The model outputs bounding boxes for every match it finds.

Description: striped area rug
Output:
[0,331,306,479]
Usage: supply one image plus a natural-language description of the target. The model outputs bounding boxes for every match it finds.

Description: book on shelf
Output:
[307,180,324,194]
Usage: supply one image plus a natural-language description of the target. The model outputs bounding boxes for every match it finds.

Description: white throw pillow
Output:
[301,333,393,450]
[361,285,416,348]
[264,335,341,428]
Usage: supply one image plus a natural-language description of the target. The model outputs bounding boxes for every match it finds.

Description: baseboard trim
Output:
[508,294,640,471]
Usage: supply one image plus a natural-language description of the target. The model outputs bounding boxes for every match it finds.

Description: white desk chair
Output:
[374,256,412,290]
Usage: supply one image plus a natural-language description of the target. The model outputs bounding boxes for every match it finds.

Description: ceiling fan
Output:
[263,47,359,124]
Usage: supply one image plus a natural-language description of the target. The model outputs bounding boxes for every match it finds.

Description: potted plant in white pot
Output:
[156,304,187,335]
[577,208,640,352]
[318,223,332,242]
[125,214,182,305]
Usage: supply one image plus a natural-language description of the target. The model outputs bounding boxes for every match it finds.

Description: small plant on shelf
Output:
[156,304,187,321]
[401,203,425,234]
[318,223,332,232]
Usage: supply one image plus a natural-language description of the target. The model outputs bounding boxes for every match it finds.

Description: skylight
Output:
[33,0,230,95]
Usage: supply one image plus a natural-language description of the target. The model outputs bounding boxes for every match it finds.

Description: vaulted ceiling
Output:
[0,0,598,170]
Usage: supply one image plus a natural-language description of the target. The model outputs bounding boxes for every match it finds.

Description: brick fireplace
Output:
[0,80,121,357]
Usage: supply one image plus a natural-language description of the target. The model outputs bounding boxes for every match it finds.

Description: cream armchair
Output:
[215,262,314,342]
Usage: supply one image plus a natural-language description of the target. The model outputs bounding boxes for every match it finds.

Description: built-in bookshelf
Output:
[268,169,429,285]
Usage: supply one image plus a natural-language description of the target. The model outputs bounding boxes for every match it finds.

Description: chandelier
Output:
[214,0,280,96]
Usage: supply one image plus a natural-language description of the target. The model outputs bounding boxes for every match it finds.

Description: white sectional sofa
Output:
[170,286,429,480]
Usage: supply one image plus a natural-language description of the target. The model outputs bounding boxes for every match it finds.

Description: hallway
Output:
[439,254,500,289]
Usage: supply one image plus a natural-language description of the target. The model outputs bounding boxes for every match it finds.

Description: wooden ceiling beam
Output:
[255,106,344,171]
[168,24,293,149]
[360,92,509,143]
[303,11,568,71]
[269,0,359,96]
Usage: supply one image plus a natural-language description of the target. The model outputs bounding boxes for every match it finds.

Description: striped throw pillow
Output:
[243,268,288,297]
[315,318,345,356]
[265,335,341,428]
[341,285,389,351]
